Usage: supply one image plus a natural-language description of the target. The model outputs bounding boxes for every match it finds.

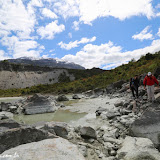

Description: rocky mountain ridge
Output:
[5,57,85,70]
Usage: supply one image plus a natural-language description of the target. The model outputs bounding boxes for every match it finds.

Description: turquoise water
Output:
[14,110,86,125]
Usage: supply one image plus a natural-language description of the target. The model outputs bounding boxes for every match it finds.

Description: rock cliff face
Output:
[0,69,75,89]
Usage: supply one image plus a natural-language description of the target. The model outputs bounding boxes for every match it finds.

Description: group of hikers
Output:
[130,72,159,102]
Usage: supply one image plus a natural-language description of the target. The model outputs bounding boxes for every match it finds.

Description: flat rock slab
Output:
[129,105,160,149]
[117,136,160,160]
[0,138,85,160]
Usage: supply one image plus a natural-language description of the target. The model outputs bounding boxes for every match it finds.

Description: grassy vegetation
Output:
[0,51,160,97]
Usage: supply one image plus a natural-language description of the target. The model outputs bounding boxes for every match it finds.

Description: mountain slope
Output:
[5,57,85,70]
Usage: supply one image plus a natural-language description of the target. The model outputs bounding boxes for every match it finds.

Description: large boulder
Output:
[117,136,160,160]
[23,94,56,115]
[80,127,97,139]
[44,122,68,138]
[0,126,50,153]
[0,138,85,160]
[129,105,160,149]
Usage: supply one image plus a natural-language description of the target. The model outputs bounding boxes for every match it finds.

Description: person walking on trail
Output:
[143,72,159,102]
[130,75,139,98]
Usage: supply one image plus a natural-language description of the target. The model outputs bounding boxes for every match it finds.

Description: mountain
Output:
[6,57,85,70]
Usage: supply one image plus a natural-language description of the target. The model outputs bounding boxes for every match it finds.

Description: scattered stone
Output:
[72,94,81,99]
[8,106,17,113]
[117,136,160,160]
[78,145,88,157]
[44,121,68,138]
[60,104,65,108]
[0,111,13,120]
[109,150,117,156]
[155,87,160,94]
[1,102,10,111]
[80,127,97,139]
[0,119,21,129]
[94,88,104,96]
[106,111,120,120]
[114,100,124,107]
[95,107,108,116]
[1,138,85,160]
[56,94,69,101]
[155,93,160,103]
[84,90,94,97]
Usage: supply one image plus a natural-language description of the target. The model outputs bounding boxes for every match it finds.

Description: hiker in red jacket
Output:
[143,72,159,102]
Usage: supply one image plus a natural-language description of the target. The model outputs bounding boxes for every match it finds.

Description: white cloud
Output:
[1,36,44,59]
[157,28,160,37]
[68,32,72,38]
[29,0,43,7]
[0,50,10,60]
[37,20,65,39]
[156,3,160,9]
[53,0,155,25]
[73,21,80,31]
[58,36,96,50]
[49,49,55,53]
[132,26,153,41]
[0,0,36,40]
[62,39,160,69]
[42,8,58,19]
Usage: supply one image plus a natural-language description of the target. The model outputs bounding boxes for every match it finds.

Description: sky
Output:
[0,0,160,69]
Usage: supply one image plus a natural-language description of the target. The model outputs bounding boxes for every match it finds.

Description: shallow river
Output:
[14,110,86,125]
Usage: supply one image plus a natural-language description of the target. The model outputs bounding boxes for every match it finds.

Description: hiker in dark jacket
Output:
[130,75,139,98]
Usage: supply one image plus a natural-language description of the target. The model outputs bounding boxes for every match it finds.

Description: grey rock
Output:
[106,111,120,119]
[94,88,104,96]
[78,145,87,157]
[0,119,21,130]
[155,93,160,103]
[8,106,17,113]
[0,111,13,120]
[0,126,50,154]
[72,94,80,99]
[56,94,69,101]
[114,100,124,107]
[95,107,108,116]
[1,138,85,160]
[44,121,68,138]
[80,127,97,139]
[155,87,160,94]
[1,102,11,111]
[23,94,56,115]
[129,107,160,149]
[117,136,160,160]
[84,90,94,97]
